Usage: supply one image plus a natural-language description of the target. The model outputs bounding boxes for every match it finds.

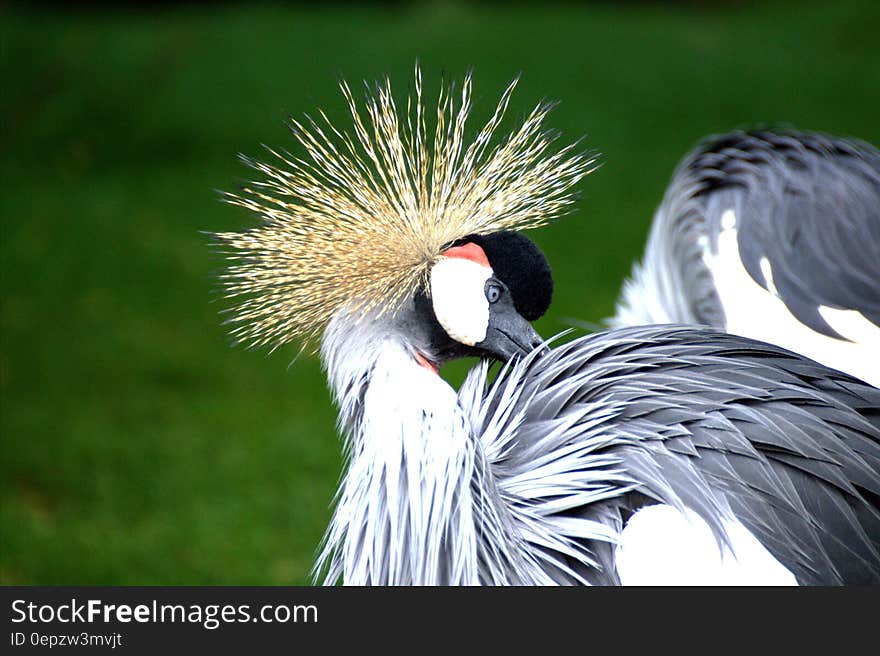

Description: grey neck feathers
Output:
[612,180,724,329]
[315,308,523,584]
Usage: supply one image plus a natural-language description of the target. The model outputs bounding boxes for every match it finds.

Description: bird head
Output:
[214,65,594,371]
[411,231,551,369]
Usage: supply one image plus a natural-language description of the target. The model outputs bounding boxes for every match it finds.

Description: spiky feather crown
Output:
[215,65,596,350]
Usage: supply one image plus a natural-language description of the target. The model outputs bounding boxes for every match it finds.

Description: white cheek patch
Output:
[430,257,493,346]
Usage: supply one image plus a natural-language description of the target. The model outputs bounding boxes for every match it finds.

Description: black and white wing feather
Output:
[686,129,880,333]
[615,129,880,385]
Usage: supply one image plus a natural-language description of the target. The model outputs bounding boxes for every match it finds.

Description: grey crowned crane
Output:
[215,68,880,585]
[613,129,880,386]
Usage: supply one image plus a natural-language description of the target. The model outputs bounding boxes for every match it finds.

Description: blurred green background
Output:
[2,0,879,584]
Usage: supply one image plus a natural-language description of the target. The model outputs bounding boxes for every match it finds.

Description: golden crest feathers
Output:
[214,65,596,350]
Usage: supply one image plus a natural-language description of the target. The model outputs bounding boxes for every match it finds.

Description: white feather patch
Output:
[430,257,493,346]
[319,336,481,585]
[615,504,797,586]
[703,211,880,387]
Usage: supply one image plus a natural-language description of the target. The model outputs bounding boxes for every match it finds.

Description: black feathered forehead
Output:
[457,232,554,321]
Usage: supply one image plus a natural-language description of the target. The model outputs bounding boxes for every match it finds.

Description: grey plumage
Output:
[614,129,880,335]
[461,325,880,585]
[316,306,880,585]
[695,130,880,334]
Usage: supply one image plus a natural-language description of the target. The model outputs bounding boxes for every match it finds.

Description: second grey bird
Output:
[613,129,880,386]
[216,69,880,586]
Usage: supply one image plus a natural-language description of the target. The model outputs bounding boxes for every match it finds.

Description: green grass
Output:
[2,0,878,584]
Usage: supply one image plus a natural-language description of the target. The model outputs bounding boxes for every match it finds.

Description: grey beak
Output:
[475,302,546,362]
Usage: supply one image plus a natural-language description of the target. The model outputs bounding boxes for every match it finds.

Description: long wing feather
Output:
[687,129,880,333]
[461,325,880,585]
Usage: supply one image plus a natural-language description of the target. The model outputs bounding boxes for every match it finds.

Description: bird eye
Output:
[485,283,502,304]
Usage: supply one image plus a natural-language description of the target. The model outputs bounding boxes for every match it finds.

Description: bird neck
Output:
[317,317,504,584]
[613,256,678,327]
[612,192,721,328]
[611,202,683,327]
